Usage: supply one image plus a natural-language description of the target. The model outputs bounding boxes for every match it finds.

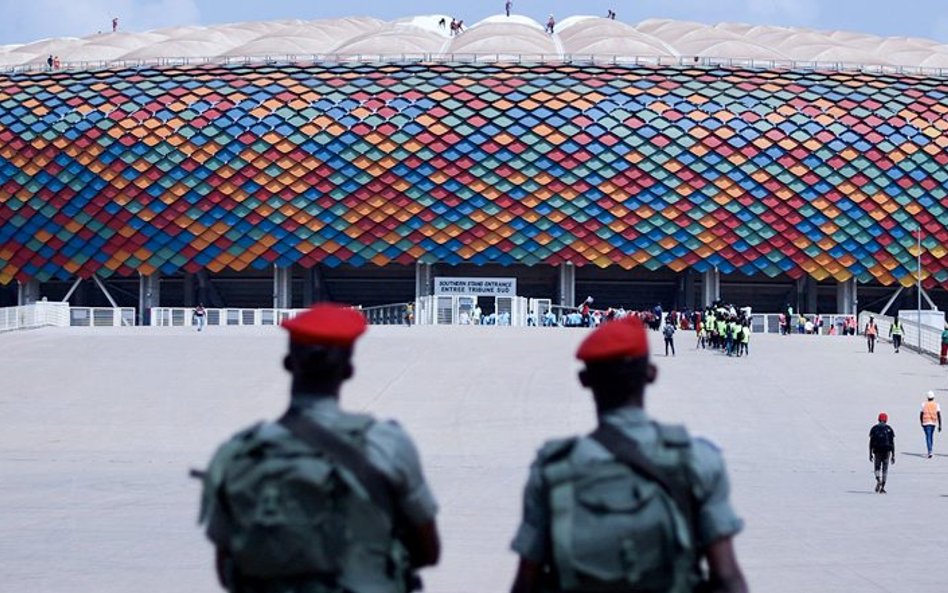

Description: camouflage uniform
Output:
[512,407,743,578]
[202,394,439,593]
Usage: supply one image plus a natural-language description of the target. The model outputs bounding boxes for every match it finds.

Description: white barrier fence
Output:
[0,303,135,331]
[0,302,70,331]
[7,53,948,79]
[413,295,534,326]
[362,303,410,326]
[858,312,946,359]
[69,307,136,327]
[149,307,308,327]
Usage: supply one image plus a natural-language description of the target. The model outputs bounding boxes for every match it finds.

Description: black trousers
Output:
[873,450,891,481]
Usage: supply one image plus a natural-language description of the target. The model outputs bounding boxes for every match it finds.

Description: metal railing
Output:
[749,313,856,335]
[0,302,70,332]
[149,307,308,327]
[0,303,135,331]
[361,303,410,326]
[858,311,946,359]
[68,307,136,327]
[5,52,947,78]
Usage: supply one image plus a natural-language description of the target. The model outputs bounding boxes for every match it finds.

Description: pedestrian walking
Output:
[662,319,676,356]
[581,296,593,327]
[193,303,206,331]
[198,304,441,593]
[46,55,53,70]
[889,316,903,353]
[546,14,555,34]
[920,391,942,458]
[405,301,414,326]
[112,17,118,32]
[509,316,747,593]
[865,316,877,353]
[505,1,512,17]
[869,413,895,494]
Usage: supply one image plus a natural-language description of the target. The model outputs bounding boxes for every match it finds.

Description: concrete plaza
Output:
[1,324,947,592]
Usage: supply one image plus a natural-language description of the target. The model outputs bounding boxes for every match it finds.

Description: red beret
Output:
[878,412,888,422]
[576,316,649,362]
[281,303,367,347]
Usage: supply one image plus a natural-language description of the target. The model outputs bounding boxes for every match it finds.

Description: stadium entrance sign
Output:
[434,277,517,297]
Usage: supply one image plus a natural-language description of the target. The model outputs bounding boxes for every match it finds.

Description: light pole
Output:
[917,226,922,352]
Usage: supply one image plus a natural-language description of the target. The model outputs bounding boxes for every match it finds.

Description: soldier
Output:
[199,303,440,593]
[510,316,747,593]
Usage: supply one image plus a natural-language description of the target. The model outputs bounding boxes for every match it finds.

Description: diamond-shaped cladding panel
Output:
[1,63,947,287]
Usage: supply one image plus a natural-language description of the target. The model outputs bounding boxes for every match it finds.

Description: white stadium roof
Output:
[2,14,948,72]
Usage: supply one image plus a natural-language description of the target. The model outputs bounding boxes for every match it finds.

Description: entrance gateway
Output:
[415,277,551,326]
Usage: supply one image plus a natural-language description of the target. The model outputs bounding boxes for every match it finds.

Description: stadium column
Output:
[679,269,696,310]
[182,273,194,307]
[273,266,292,309]
[797,276,817,313]
[17,279,40,305]
[701,269,720,307]
[558,263,575,307]
[302,266,321,306]
[138,274,160,326]
[836,278,857,315]
[415,261,433,300]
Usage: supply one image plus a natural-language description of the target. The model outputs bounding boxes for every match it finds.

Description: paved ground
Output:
[2,324,947,593]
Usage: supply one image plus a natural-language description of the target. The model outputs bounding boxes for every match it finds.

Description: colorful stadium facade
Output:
[1,16,947,314]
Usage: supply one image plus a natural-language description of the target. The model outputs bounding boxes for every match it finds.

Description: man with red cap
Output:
[509,316,747,593]
[869,412,896,494]
[199,303,440,593]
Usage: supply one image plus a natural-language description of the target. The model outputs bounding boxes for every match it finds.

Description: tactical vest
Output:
[538,424,701,593]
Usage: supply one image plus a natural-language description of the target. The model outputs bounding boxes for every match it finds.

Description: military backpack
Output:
[200,409,411,590]
[539,422,701,593]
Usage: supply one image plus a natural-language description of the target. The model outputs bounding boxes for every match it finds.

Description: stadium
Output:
[1,14,947,321]
[3,14,948,593]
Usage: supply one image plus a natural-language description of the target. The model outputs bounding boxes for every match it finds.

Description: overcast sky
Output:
[2,0,947,45]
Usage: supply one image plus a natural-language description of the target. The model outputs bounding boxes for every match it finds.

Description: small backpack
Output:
[201,413,408,587]
[539,423,701,593]
[663,324,675,338]
[869,424,894,452]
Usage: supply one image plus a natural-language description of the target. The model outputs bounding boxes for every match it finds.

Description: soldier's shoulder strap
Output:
[279,408,396,519]
[589,422,696,529]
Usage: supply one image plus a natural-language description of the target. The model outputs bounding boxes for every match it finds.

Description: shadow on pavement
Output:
[901,452,928,458]
[845,490,876,495]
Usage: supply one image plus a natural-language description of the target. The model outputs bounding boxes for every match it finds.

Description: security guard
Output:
[200,303,440,593]
[510,316,747,593]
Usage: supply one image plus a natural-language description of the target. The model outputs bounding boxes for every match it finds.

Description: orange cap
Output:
[576,316,649,362]
[281,303,367,347]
